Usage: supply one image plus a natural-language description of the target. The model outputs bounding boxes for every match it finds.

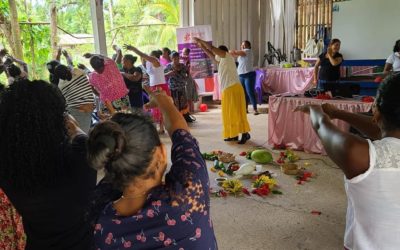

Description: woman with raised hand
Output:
[295,74,400,250]
[124,44,170,134]
[88,86,217,250]
[194,37,251,144]
[313,38,343,90]
[230,40,259,115]
[0,79,97,249]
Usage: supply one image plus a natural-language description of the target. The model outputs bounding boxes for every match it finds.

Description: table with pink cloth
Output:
[268,96,373,154]
[261,67,314,95]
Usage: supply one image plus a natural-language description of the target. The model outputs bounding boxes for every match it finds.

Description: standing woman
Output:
[194,37,251,144]
[0,80,97,249]
[383,39,400,76]
[165,52,192,122]
[124,44,170,134]
[180,48,199,114]
[84,53,130,115]
[160,47,172,67]
[313,38,343,90]
[88,87,217,250]
[295,74,400,250]
[230,40,259,115]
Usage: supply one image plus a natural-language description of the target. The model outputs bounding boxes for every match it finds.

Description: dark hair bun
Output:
[87,121,126,170]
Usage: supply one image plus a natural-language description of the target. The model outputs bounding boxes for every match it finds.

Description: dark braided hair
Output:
[0,79,67,191]
[376,73,400,131]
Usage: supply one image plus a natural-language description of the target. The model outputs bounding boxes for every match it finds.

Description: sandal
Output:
[224,136,239,142]
[238,133,251,144]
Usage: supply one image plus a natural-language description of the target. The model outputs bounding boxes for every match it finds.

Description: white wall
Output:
[332,0,400,60]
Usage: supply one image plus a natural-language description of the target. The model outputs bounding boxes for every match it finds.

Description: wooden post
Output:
[90,0,107,56]
[8,0,23,60]
[50,0,58,59]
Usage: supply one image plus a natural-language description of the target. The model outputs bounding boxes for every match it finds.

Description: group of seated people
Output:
[0,38,400,250]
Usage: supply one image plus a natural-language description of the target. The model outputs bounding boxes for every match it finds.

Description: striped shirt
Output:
[59,68,94,108]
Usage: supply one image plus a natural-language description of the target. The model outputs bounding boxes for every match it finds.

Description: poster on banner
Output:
[176,25,213,79]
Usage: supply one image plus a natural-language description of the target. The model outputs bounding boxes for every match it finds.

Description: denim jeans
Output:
[239,71,257,111]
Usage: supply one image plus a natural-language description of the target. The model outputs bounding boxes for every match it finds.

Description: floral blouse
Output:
[94,129,217,250]
[0,189,25,250]
[165,63,189,90]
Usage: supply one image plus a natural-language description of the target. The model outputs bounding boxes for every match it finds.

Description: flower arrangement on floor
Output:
[276,149,300,164]
[212,172,282,198]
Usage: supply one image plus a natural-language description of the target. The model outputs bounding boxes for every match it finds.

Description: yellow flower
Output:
[222,179,243,195]
[252,175,277,189]
[210,167,217,173]
[218,171,225,177]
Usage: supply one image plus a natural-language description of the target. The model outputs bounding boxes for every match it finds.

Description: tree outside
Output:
[0,0,180,84]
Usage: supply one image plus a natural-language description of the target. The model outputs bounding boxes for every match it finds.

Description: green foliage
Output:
[0,0,180,81]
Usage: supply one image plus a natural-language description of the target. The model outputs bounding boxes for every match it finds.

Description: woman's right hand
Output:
[321,103,339,119]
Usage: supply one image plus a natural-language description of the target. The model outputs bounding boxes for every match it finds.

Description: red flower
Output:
[239,151,247,156]
[280,152,285,157]
[136,234,142,241]
[218,190,228,197]
[164,238,172,246]
[242,188,251,196]
[123,241,132,248]
[253,184,270,196]
[167,219,176,226]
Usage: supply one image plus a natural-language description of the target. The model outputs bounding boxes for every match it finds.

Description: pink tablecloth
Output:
[261,67,314,95]
[268,96,373,154]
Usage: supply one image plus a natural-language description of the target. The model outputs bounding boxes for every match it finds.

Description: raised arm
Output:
[62,50,74,69]
[123,45,160,67]
[194,37,227,58]
[55,47,62,61]
[144,86,188,136]
[295,105,370,179]
[230,49,246,57]
[11,56,28,74]
[112,45,123,65]
[322,103,381,140]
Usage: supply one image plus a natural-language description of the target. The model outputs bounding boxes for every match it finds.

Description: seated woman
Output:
[295,74,400,250]
[0,79,97,249]
[383,39,400,76]
[313,38,343,90]
[87,87,217,249]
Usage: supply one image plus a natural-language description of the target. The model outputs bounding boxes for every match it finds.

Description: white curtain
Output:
[266,0,297,63]
[270,0,285,53]
[284,0,296,61]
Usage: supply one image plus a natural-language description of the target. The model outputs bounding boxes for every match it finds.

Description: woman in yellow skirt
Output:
[194,38,251,144]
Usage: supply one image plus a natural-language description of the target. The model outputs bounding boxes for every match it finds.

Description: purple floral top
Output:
[94,130,217,250]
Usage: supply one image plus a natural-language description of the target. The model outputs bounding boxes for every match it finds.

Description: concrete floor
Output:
[160,104,347,250]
